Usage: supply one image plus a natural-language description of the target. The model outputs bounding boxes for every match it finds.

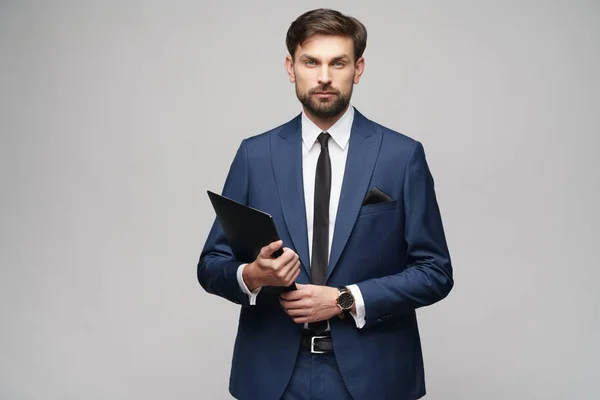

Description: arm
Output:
[197,140,252,306]
[197,140,301,305]
[356,141,454,328]
[347,284,366,328]
[236,264,262,305]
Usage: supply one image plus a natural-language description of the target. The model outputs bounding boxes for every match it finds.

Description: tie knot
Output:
[317,132,330,148]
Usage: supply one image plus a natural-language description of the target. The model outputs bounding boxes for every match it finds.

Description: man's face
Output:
[285,35,364,119]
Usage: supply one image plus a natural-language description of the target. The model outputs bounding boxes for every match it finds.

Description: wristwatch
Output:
[336,286,355,313]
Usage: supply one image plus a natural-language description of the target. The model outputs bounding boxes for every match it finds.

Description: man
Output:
[197,8,453,400]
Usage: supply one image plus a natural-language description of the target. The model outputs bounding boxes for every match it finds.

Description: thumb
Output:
[294,283,307,290]
[260,240,282,258]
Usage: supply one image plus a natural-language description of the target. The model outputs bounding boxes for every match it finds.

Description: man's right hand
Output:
[242,240,300,292]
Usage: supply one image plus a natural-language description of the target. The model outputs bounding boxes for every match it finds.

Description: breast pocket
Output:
[358,200,398,216]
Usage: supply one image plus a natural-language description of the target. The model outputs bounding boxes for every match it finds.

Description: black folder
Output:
[207,190,296,291]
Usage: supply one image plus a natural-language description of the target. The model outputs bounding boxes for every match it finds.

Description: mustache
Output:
[309,86,339,95]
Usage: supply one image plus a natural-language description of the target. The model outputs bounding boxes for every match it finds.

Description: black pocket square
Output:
[362,186,392,205]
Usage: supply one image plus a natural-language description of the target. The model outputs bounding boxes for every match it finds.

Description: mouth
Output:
[313,92,337,98]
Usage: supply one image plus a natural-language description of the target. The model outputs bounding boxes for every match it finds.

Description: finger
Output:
[287,265,301,286]
[280,286,305,301]
[274,253,298,283]
[281,281,311,299]
[279,267,301,291]
[280,299,296,315]
[260,240,283,258]
[280,300,311,317]
[280,298,308,310]
[279,248,298,266]
[282,260,300,283]
[285,268,300,287]
[294,283,308,290]
[276,251,297,275]
[286,308,310,317]
[293,317,314,324]
[270,248,295,268]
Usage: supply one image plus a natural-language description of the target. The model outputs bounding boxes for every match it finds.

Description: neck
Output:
[303,104,350,132]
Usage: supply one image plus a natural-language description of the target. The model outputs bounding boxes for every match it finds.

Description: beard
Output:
[296,84,352,119]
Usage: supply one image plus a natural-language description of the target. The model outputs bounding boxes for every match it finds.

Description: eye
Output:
[305,60,316,66]
[333,61,346,68]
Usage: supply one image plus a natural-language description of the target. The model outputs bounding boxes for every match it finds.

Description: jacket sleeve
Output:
[197,139,251,306]
[356,141,454,327]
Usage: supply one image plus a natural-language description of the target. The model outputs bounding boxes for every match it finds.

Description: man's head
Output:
[284,9,367,122]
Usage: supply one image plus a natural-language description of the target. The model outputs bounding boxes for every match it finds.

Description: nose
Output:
[317,65,332,86]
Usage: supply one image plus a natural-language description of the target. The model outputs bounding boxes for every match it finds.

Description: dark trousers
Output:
[281,349,353,400]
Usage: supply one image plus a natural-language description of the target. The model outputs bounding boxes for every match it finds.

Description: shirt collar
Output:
[301,105,354,151]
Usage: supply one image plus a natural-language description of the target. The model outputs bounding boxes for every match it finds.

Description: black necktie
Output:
[308,132,331,334]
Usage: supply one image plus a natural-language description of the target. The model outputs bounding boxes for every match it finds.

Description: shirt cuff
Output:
[347,284,366,329]
[236,263,261,305]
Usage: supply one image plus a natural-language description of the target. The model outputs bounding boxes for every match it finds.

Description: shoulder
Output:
[355,109,422,155]
[242,114,301,147]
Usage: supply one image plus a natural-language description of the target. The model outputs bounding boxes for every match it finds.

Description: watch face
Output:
[338,292,354,309]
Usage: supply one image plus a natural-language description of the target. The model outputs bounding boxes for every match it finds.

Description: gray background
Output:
[1,0,599,399]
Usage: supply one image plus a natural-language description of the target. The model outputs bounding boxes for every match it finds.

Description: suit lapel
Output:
[271,115,311,277]
[327,110,381,281]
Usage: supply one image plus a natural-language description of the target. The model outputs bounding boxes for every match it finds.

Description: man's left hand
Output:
[279,284,340,324]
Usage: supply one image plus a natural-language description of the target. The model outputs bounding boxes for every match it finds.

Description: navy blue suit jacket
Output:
[198,109,453,400]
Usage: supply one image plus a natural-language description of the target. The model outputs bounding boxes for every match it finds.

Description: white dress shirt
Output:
[236,105,366,329]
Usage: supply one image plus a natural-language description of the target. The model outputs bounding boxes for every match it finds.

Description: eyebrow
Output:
[299,54,351,62]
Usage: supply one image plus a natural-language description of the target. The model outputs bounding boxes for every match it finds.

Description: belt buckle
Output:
[310,335,328,354]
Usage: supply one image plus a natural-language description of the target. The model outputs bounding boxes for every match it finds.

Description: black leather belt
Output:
[300,330,334,354]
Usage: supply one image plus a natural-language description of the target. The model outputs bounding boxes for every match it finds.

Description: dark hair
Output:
[285,8,367,62]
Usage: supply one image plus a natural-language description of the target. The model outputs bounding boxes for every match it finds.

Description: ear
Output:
[285,55,295,83]
[353,56,365,84]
